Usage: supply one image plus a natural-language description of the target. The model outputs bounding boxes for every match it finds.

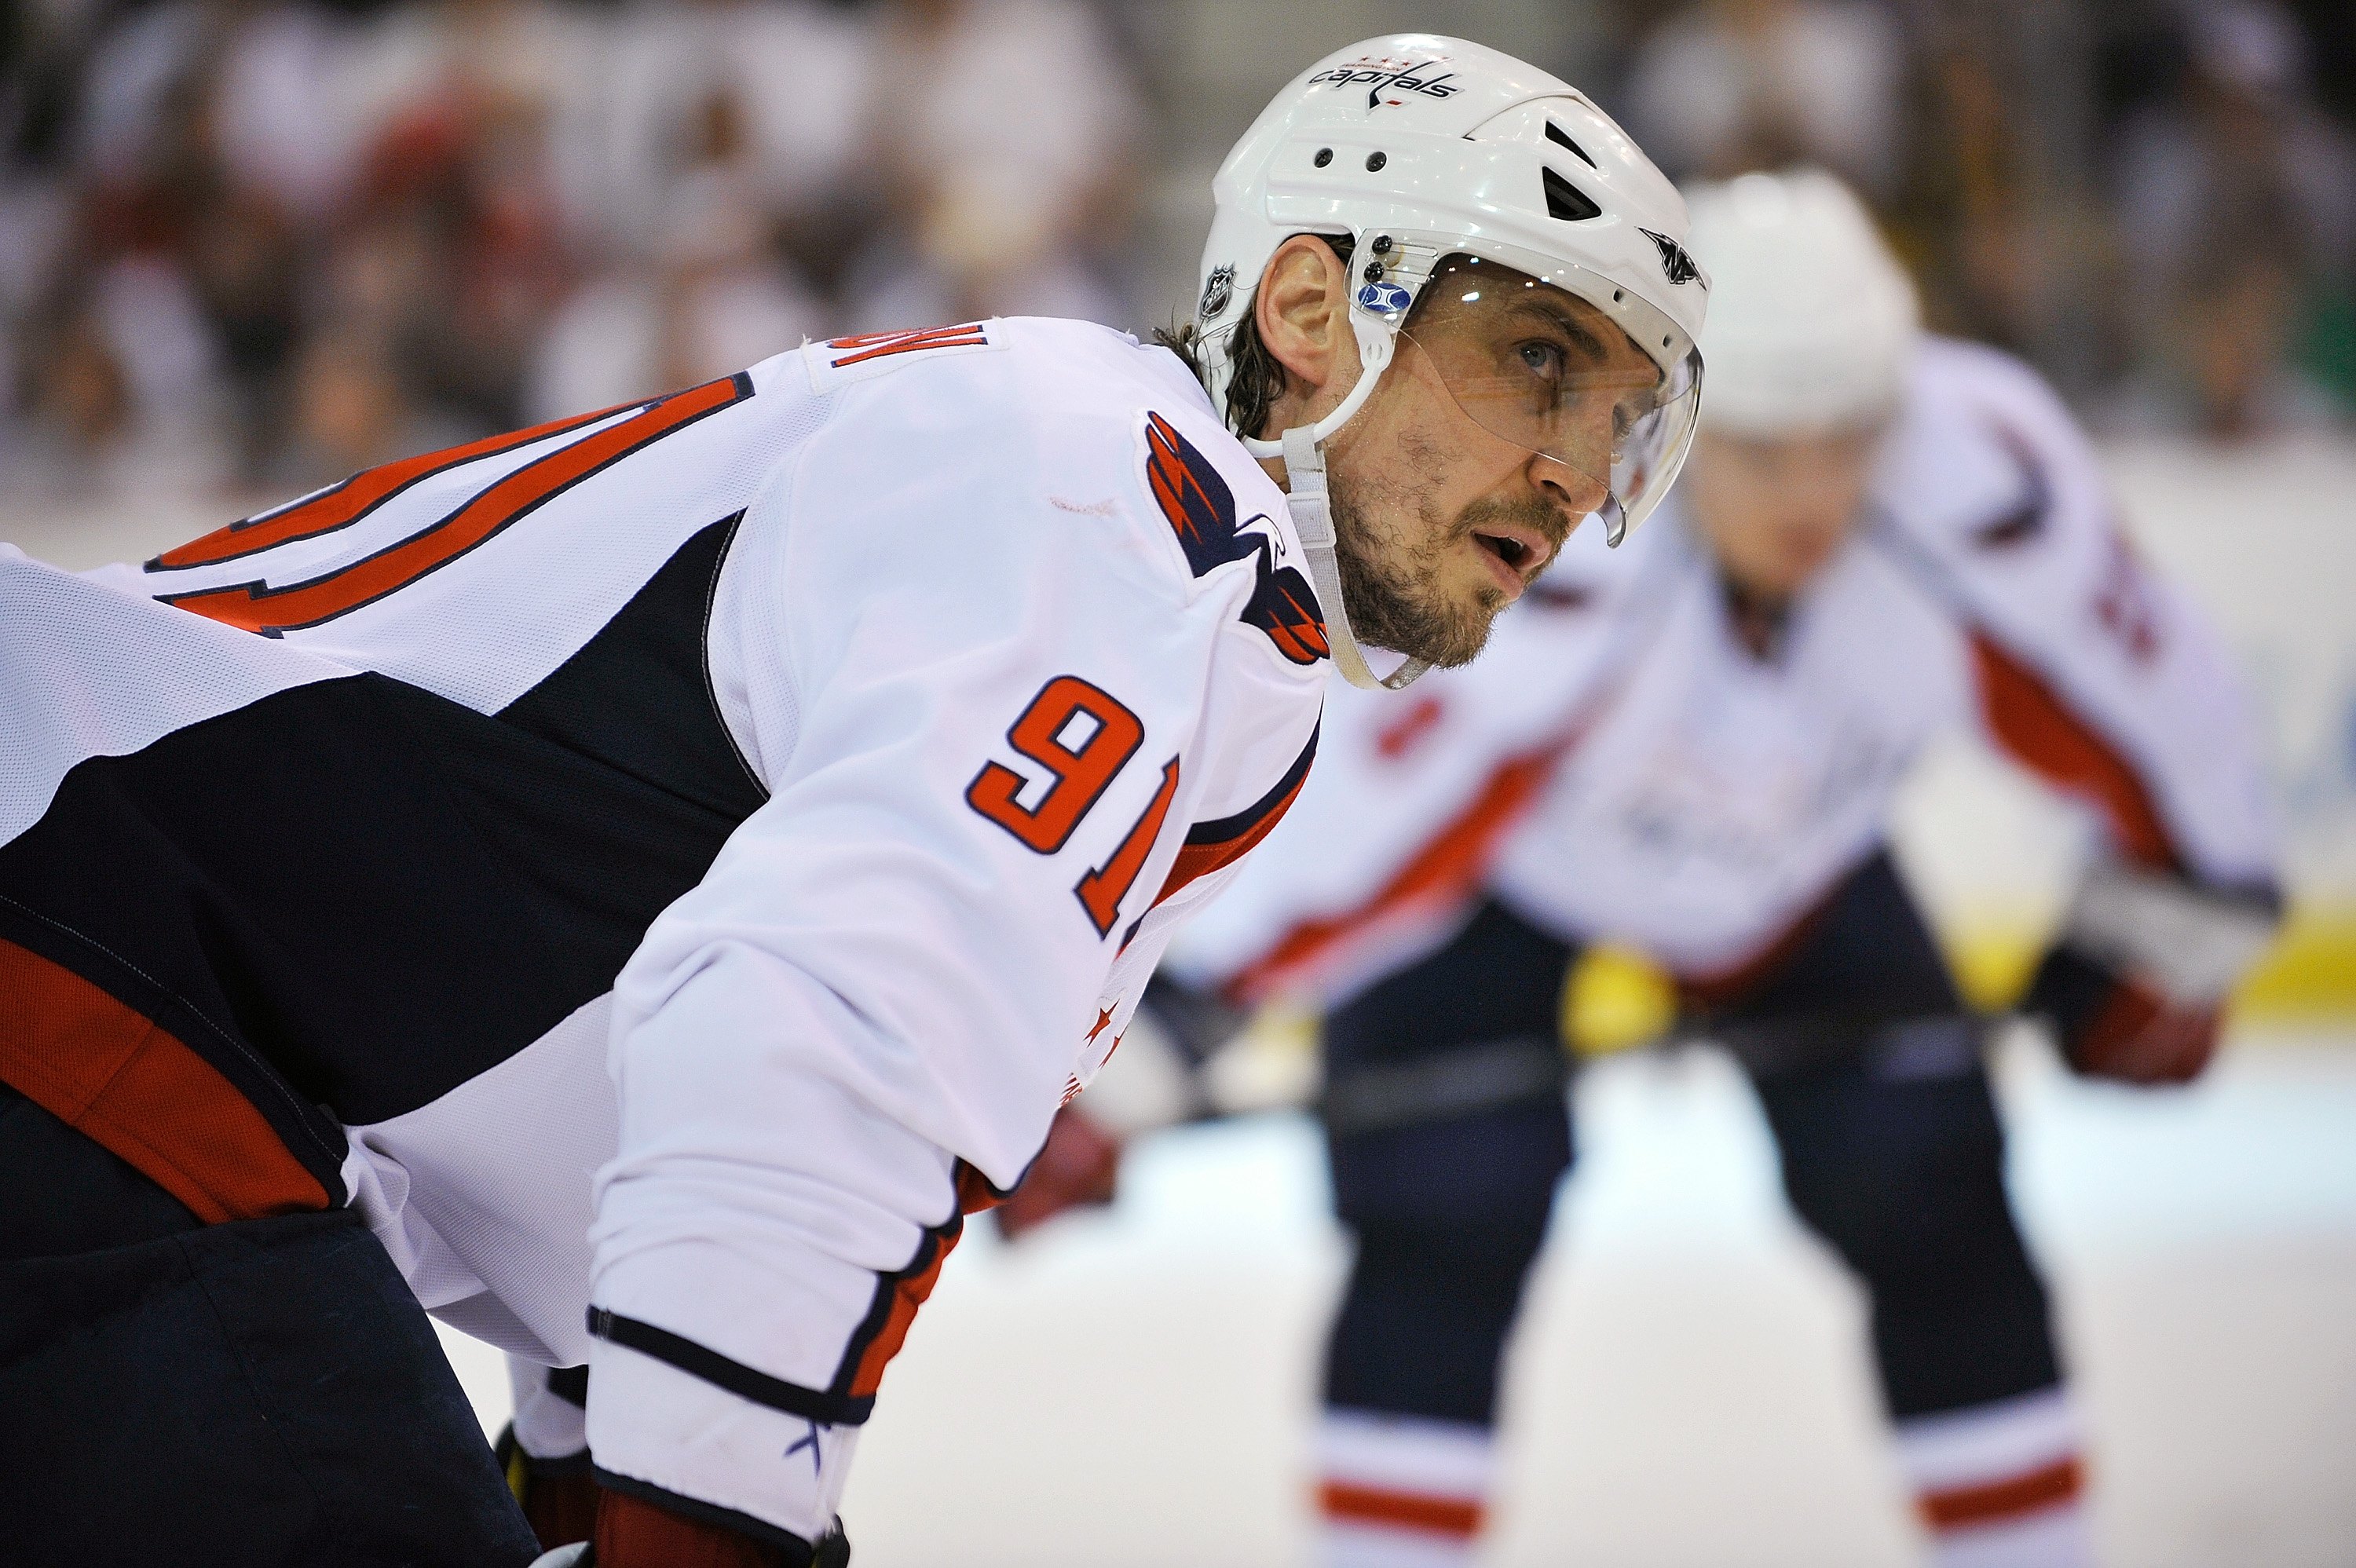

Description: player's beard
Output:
[1328,467,1564,670]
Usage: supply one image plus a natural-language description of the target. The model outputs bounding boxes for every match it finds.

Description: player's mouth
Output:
[1469,523,1552,598]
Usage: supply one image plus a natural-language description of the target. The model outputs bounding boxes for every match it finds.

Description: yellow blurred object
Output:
[1941,905,2356,1022]
[1944,927,2047,1014]
[1563,942,1679,1058]
[1205,1000,1323,1114]
[2231,909,2356,1019]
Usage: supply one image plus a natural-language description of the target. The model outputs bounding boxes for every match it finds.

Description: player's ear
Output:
[1255,236,1358,403]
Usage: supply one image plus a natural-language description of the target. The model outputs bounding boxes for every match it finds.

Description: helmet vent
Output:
[1544,121,1598,169]
[1542,166,1602,222]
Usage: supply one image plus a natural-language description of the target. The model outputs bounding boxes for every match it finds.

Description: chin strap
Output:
[1279,425,1430,692]
[1244,310,1427,692]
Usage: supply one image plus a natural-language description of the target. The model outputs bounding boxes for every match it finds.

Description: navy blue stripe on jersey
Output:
[0,520,763,1134]
[1154,721,1321,909]
[587,1309,873,1427]
[1184,720,1319,853]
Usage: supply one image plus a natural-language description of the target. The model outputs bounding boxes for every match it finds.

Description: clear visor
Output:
[1394,253,1703,545]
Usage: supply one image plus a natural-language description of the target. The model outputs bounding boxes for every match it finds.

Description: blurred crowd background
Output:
[0,0,2350,508]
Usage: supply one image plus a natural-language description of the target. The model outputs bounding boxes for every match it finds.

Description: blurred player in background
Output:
[1148,170,2282,1568]
[0,36,1710,1568]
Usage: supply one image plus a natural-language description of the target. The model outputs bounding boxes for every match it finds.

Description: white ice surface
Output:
[441,1033,2356,1566]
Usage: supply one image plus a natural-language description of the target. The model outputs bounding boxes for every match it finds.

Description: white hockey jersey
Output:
[2,318,1325,1541]
[1170,338,2275,1006]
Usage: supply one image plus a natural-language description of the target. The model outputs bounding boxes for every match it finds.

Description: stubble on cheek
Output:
[1326,423,1509,670]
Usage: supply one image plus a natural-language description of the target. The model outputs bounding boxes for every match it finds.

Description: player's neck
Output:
[1717,571,1794,660]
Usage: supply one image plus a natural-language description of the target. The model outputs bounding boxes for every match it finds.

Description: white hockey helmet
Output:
[1681,169,1919,440]
[1195,35,1708,687]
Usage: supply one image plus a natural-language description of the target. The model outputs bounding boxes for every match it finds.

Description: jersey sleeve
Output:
[580,347,1319,1546]
[1885,342,2277,895]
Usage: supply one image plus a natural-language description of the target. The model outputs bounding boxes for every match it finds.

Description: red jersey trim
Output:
[1319,1480,1484,1538]
[1918,1455,2083,1531]
[161,374,752,636]
[825,323,990,369]
[1156,723,1321,908]
[0,936,329,1223]
[148,397,637,571]
[836,1164,1004,1402]
[1970,630,2179,872]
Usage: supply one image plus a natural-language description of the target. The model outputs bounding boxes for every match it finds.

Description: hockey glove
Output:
[499,1362,600,1550]
[590,1489,849,1568]
[993,1103,1121,1241]
[2030,948,2219,1083]
[497,1422,600,1551]
[2031,863,2281,1084]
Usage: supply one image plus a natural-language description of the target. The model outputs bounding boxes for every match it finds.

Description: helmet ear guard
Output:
[1195,34,1709,688]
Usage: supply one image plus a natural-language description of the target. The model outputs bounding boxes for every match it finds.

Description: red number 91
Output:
[965,677,1145,854]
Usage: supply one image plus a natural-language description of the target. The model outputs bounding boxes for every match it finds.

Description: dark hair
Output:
[1154,232,1357,440]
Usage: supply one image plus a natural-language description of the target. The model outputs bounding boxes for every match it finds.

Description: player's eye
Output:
[1514,341,1563,381]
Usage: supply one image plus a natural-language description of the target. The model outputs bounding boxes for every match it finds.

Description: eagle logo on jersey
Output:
[1142,411,1329,667]
[1640,228,1706,288]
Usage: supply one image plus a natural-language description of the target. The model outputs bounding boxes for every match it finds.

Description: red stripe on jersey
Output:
[1918,1456,2083,1531]
[1155,726,1319,908]
[1156,767,1308,904]
[163,374,750,636]
[1319,1481,1484,1538]
[0,937,329,1223]
[1970,631,2179,871]
[825,323,989,368]
[843,1228,954,1400]
[148,398,637,571]
[838,1164,1002,1401]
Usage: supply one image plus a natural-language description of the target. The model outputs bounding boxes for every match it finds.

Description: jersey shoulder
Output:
[793,317,1330,682]
[1876,334,2101,561]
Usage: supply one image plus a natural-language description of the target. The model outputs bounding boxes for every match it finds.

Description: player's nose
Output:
[1528,453,1608,536]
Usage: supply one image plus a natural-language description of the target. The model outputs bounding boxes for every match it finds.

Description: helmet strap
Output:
[1239,309,1396,459]
[1238,309,1427,691]
[1278,424,1430,692]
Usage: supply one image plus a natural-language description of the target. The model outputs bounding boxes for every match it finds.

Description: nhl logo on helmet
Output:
[1199,264,1237,322]
[1641,228,1707,287]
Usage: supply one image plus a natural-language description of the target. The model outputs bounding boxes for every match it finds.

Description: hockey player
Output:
[0,37,1708,1568]
[1161,170,2281,1567]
